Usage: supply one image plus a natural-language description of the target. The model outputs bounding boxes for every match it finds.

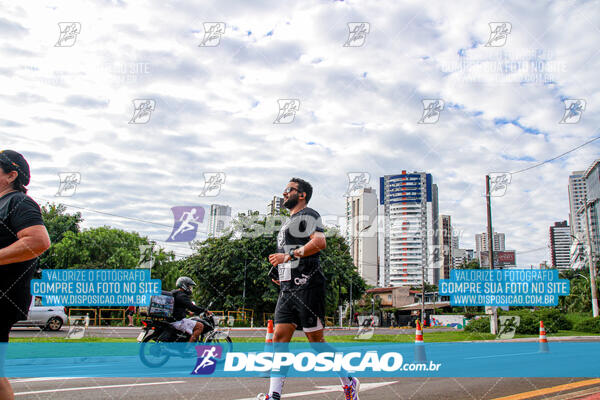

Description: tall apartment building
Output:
[475,232,506,253]
[208,204,232,237]
[568,171,587,238]
[345,187,378,286]
[440,215,452,280]
[583,160,600,254]
[380,171,441,287]
[549,221,572,269]
[452,248,474,267]
[268,196,284,216]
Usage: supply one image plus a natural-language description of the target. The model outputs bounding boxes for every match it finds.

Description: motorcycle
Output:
[137,301,233,368]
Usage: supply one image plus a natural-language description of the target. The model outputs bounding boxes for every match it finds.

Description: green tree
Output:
[39,203,83,269]
[49,226,174,270]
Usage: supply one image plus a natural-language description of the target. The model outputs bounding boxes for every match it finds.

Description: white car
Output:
[13,296,67,331]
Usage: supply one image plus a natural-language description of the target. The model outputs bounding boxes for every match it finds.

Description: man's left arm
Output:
[0,225,51,265]
[294,231,326,258]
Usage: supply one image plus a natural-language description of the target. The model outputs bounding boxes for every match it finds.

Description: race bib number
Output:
[279,262,292,282]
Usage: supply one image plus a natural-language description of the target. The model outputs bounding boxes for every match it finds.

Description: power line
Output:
[511,134,600,175]
[38,197,173,228]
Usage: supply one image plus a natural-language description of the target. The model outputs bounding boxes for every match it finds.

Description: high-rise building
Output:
[345,187,378,286]
[380,171,441,287]
[568,171,588,238]
[583,160,600,255]
[475,232,506,253]
[268,196,284,216]
[440,215,452,280]
[549,221,572,269]
[452,248,474,267]
[451,233,460,250]
[208,204,232,237]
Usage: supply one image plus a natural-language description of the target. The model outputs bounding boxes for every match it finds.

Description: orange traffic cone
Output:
[260,320,275,378]
[414,319,427,362]
[539,320,549,353]
[266,319,274,344]
[415,319,424,343]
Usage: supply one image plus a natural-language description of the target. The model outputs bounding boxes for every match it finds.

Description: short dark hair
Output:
[290,177,313,203]
[0,163,27,193]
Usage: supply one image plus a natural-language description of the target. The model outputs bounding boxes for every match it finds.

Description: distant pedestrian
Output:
[125,306,136,327]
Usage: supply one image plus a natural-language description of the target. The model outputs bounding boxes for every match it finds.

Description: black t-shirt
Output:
[0,192,45,322]
[276,207,326,291]
[170,289,205,321]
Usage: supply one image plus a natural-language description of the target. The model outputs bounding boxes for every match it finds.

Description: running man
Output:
[257,178,359,400]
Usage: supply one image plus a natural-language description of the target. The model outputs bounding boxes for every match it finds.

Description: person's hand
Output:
[271,279,280,286]
[268,253,289,266]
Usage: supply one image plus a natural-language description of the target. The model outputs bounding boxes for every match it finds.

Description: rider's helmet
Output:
[176,276,196,295]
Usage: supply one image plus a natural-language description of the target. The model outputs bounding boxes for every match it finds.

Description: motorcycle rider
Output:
[170,276,210,342]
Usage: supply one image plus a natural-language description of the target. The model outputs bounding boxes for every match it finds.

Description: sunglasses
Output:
[283,187,299,194]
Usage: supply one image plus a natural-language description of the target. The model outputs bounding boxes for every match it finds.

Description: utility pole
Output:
[349,276,353,328]
[583,198,599,317]
[486,175,498,334]
[242,259,247,309]
[421,259,426,328]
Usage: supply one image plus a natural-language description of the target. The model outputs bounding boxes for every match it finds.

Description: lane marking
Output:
[10,377,86,383]
[14,380,186,396]
[233,381,397,400]
[464,351,540,359]
[492,379,600,400]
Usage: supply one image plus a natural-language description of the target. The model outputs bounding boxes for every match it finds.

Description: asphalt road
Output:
[9,326,454,339]
[9,377,600,400]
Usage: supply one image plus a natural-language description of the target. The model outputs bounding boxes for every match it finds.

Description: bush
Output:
[464,317,489,333]
[574,317,600,333]
[499,309,572,334]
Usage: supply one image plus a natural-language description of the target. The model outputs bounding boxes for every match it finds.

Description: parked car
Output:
[12,296,67,331]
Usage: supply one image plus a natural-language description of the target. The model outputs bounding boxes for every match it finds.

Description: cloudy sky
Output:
[1,0,598,265]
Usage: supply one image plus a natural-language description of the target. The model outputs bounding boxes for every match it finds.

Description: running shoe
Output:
[256,393,280,400]
[343,377,360,400]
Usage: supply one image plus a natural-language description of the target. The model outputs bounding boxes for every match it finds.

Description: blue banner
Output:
[30,269,161,306]
[439,269,570,306]
[2,342,599,378]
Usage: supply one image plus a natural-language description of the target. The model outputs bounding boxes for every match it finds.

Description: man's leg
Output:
[189,321,204,343]
[268,323,295,399]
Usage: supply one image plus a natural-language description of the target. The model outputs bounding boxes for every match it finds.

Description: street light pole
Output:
[583,198,599,317]
[486,175,498,334]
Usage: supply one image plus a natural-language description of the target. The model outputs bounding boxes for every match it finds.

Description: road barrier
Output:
[67,308,97,325]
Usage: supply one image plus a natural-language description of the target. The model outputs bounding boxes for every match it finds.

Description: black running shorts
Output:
[274,283,326,332]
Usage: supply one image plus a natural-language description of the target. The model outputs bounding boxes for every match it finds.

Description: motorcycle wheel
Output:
[139,332,171,368]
